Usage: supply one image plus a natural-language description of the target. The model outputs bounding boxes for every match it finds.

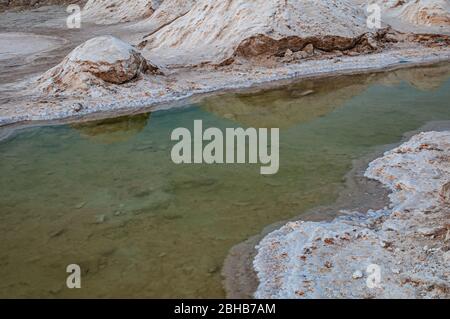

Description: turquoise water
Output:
[0,63,449,298]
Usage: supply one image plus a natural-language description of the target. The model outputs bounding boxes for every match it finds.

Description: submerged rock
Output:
[36,36,160,95]
[254,131,450,298]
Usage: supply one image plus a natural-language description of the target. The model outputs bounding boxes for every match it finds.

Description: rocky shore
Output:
[0,0,449,126]
[0,0,450,300]
[253,130,450,298]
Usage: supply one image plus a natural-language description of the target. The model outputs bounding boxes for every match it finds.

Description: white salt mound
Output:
[37,36,159,95]
[82,0,163,25]
[140,0,371,66]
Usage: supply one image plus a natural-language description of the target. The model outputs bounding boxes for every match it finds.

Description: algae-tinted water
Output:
[0,64,449,298]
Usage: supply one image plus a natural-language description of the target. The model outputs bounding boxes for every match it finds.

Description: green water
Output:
[0,64,449,298]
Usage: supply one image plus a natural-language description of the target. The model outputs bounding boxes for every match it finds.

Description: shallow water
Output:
[0,63,449,298]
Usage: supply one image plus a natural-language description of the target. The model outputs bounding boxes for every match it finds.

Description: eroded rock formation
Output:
[36,36,160,95]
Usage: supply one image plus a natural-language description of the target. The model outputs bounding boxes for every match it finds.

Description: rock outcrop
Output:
[36,36,159,95]
[139,0,373,66]
[82,0,162,25]
[254,131,450,298]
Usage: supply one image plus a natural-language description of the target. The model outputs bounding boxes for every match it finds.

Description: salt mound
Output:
[133,0,196,35]
[397,0,450,26]
[369,0,450,27]
[139,0,371,66]
[82,0,163,25]
[71,113,150,144]
[37,36,159,95]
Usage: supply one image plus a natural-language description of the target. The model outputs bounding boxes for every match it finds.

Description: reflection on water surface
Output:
[0,64,449,298]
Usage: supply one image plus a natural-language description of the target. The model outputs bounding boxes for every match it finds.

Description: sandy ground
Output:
[0,5,449,128]
[0,32,65,61]
[0,3,450,299]
[0,5,151,83]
